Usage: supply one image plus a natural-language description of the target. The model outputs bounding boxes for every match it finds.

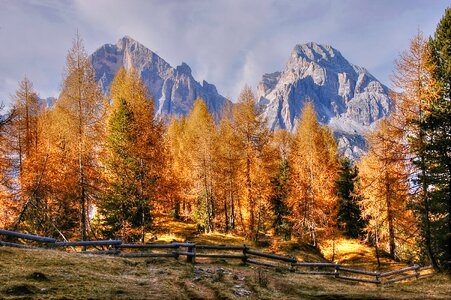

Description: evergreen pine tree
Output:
[99,66,164,242]
[99,98,152,242]
[426,7,451,268]
[270,159,291,240]
[336,157,365,238]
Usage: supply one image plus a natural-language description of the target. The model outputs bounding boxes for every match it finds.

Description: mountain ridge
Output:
[90,37,392,159]
[90,36,230,118]
[257,42,393,158]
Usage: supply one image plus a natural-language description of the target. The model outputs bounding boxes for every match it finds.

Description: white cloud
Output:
[0,0,449,105]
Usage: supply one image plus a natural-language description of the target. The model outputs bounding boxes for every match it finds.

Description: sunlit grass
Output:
[319,237,409,272]
[0,246,449,299]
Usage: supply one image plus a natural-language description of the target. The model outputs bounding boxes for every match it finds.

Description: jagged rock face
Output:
[91,36,229,117]
[257,42,393,158]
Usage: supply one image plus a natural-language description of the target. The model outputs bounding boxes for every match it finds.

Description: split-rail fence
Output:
[0,229,434,285]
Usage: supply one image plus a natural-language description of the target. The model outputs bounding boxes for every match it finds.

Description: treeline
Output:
[0,9,450,270]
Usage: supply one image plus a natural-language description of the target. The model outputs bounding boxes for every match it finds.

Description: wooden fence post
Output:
[173,242,180,260]
[290,257,296,272]
[414,264,420,279]
[187,242,195,263]
[242,245,248,264]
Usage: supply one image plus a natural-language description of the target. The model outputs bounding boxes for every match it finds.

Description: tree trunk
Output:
[423,174,439,269]
[224,190,229,232]
[229,176,235,230]
[447,164,451,269]
[246,156,254,235]
[386,183,396,258]
[79,154,87,241]
[419,126,439,269]
[375,221,381,268]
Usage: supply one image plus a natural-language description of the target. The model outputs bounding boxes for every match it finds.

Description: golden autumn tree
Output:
[213,104,241,232]
[0,104,15,229]
[51,33,104,240]
[4,78,51,233]
[182,99,216,232]
[358,119,414,261]
[233,87,275,240]
[391,31,441,267]
[99,67,165,242]
[288,102,338,246]
[9,78,40,171]
[165,116,188,218]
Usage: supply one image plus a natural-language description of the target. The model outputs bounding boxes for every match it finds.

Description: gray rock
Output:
[257,42,393,159]
[90,36,230,118]
[233,285,251,297]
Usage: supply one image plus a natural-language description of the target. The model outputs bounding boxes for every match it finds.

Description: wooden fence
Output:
[0,229,434,285]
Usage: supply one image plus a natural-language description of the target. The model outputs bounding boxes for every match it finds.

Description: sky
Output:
[0,0,449,106]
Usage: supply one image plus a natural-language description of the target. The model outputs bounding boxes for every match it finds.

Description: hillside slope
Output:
[1,246,449,299]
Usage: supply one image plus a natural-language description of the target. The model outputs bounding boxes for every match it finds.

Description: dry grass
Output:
[320,237,409,272]
[2,218,449,299]
[1,246,450,299]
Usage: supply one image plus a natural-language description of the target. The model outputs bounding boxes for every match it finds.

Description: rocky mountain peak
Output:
[117,35,136,48]
[176,62,192,75]
[292,42,341,62]
[90,37,229,117]
[258,42,393,159]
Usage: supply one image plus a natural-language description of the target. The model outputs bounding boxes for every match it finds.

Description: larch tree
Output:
[391,31,441,267]
[53,33,104,240]
[183,98,216,232]
[213,109,241,232]
[5,78,49,233]
[165,116,187,219]
[359,119,413,261]
[233,87,275,240]
[0,104,15,229]
[288,102,338,246]
[9,78,40,172]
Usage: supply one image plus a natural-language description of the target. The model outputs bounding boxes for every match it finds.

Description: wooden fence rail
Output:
[117,243,180,249]
[50,240,122,247]
[0,230,435,285]
[379,265,419,278]
[0,229,55,243]
[336,266,379,276]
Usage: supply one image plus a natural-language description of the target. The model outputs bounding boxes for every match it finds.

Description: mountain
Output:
[257,42,393,158]
[90,36,229,117]
[39,97,56,109]
[91,38,391,158]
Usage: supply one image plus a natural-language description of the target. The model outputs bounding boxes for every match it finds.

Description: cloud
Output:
[0,0,449,105]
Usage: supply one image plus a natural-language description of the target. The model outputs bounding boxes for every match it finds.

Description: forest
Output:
[0,9,450,272]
